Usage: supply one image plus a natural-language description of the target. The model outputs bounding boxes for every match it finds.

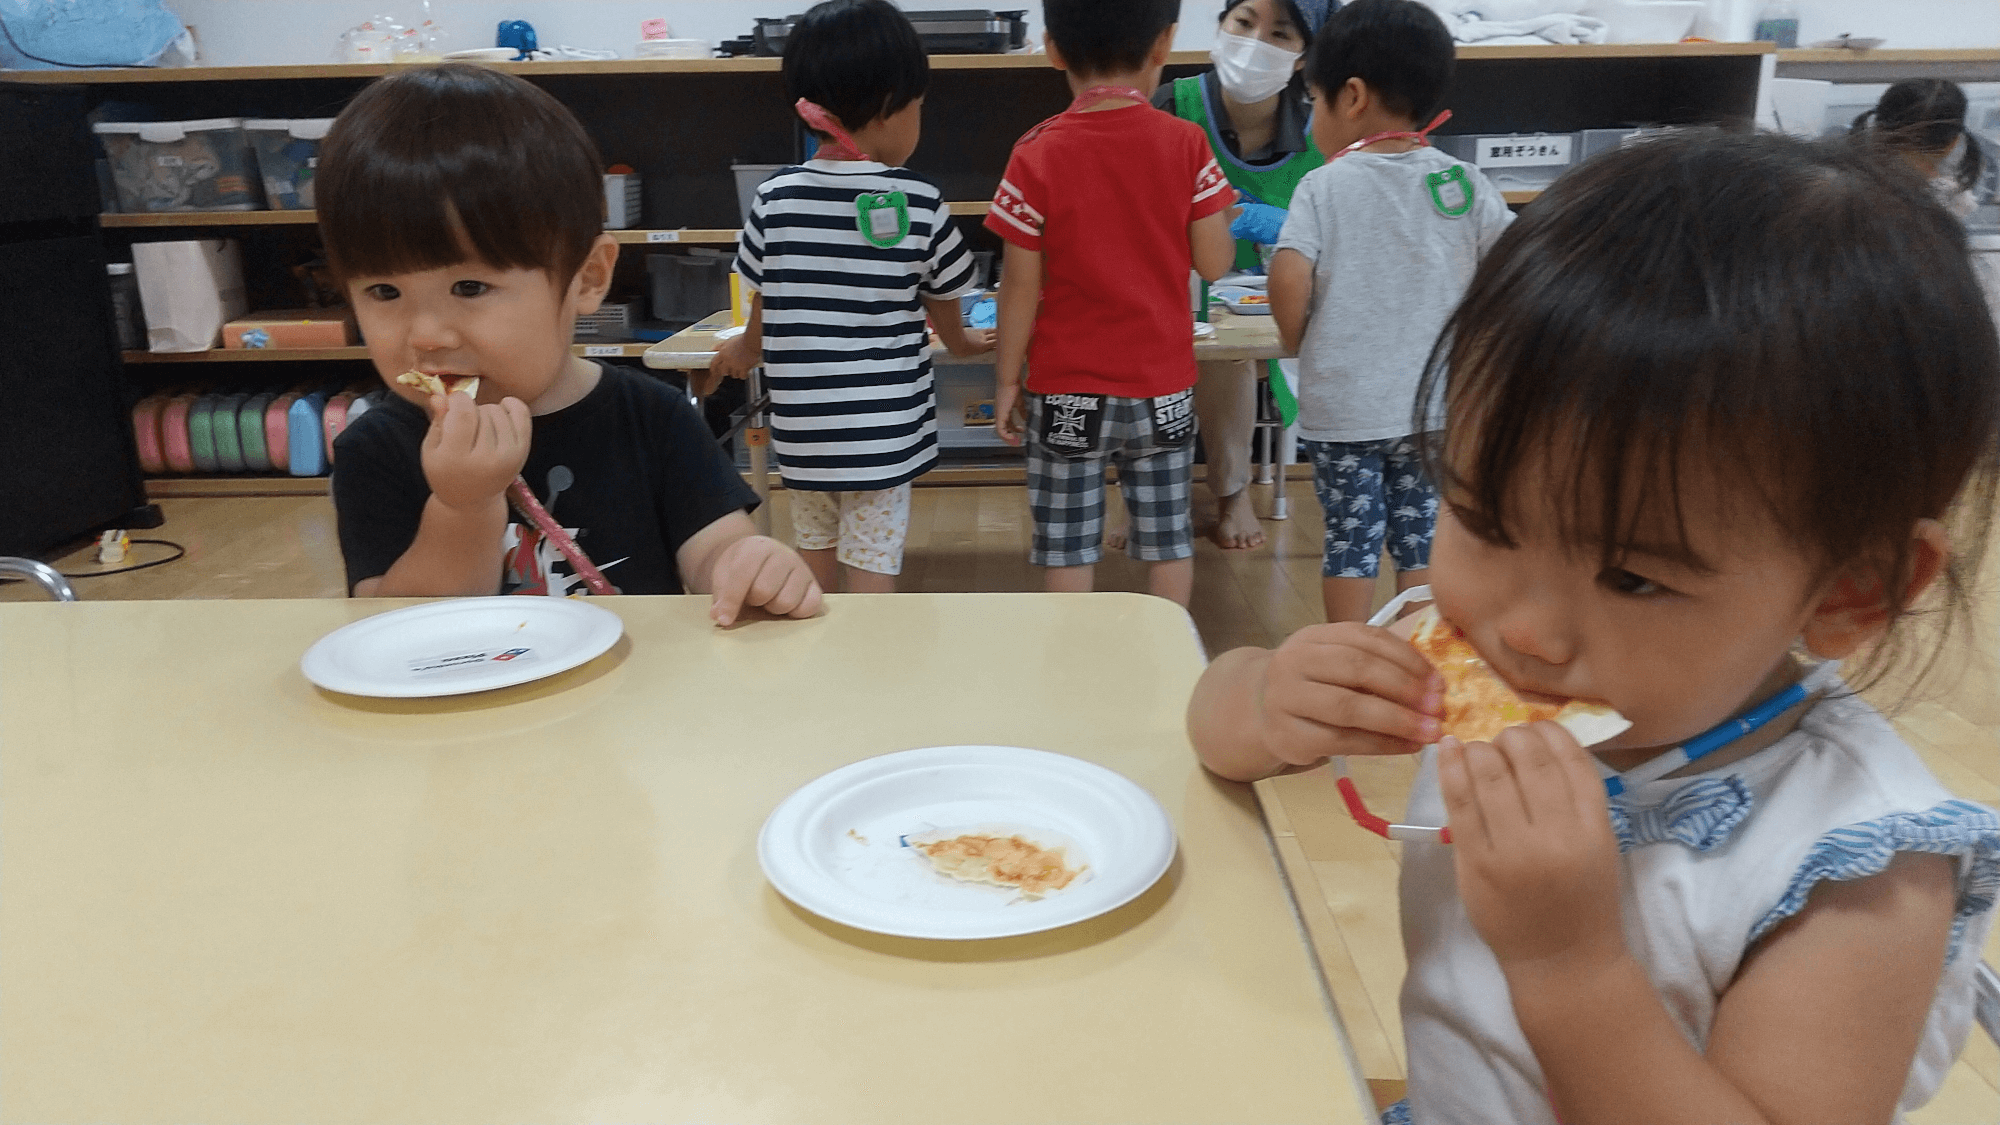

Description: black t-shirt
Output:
[332,364,758,596]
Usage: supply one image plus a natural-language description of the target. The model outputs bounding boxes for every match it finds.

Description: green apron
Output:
[1171,74,1322,423]
[1171,74,1323,271]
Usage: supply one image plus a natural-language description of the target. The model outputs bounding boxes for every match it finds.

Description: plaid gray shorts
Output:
[1025,392,1195,567]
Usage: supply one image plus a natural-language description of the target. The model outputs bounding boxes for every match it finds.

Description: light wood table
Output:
[0,593,1372,1124]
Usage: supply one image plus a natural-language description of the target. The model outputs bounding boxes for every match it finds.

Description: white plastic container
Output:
[243,119,333,210]
[1694,0,1758,40]
[648,249,734,329]
[93,118,261,212]
[132,239,248,352]
[1434,132,1583,190]
[604,172,642,228]
[731,163,786,225]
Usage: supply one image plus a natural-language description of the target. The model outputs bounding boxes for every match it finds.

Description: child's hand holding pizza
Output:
[420,391,532,514]
[1437,724,1625,978]
[1255,622,1447,768]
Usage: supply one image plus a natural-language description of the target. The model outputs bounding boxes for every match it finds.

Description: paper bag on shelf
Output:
[132,239,248,353]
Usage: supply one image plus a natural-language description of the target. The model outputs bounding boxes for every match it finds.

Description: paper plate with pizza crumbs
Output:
[757,746,1176,940]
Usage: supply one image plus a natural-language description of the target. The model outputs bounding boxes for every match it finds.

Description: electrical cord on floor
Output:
[59,539,187,578]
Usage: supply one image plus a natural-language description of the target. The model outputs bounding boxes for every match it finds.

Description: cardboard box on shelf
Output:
[222,309,356,349]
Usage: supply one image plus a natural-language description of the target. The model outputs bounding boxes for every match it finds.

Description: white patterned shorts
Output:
[790,484,912,576]
[1026,393,1194,567]
[1304,435,1438,578]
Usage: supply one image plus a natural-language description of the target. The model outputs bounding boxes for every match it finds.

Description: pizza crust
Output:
[1409,606,1631,747]
[395,371,480,399]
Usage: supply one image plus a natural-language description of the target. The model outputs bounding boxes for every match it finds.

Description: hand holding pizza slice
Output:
[1408,606,1630,747]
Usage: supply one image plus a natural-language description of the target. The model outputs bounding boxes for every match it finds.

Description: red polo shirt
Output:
[987,103,1231,398]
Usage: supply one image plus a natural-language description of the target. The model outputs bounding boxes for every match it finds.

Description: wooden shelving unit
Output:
[1776,47,2000,83]
[101,210,317,227]
[122,343,657,363]
[10,41,1750,493]
[0,43,1770,86]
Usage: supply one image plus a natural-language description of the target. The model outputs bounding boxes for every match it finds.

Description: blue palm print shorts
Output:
[1303,435,1439,578]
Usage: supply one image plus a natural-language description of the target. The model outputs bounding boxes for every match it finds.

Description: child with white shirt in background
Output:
[1267,0,1512,623]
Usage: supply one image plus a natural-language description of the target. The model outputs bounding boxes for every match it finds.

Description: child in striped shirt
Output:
[713,0,993,593]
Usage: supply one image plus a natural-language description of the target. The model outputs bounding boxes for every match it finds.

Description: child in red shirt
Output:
[987,0,1237,606]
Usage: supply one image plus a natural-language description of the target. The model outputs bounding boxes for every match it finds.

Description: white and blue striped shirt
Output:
[737,160,977,490]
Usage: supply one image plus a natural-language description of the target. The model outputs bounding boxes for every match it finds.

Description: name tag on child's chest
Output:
[856,190,910,248]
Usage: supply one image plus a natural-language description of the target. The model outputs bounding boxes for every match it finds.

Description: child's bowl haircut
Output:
[1418,130,2000,674]
[317,64,605,285]
[1304,0,1454,122]
[1043,0,1180,78]
[783,0,929,138]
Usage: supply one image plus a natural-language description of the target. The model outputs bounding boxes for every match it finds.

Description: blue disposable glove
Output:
[1230,192,1289,246]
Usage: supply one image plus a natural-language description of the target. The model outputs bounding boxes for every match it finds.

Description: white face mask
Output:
[1211,29,1301,104]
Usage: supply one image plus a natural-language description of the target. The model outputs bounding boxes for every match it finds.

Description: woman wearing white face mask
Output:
[1146,0,1335,551]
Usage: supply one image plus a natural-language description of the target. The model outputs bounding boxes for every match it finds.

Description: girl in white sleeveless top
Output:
[1187,128,2000,1124]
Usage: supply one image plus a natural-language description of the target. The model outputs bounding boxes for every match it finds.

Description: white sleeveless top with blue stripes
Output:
[1395,688,1999,1123]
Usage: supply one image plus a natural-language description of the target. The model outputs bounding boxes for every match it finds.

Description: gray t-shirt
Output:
[1274,147,1513,443]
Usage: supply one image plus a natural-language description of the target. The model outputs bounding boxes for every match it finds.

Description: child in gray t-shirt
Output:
[1268,0,1512,623]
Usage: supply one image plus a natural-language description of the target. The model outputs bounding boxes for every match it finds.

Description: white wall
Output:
[161,0,2000,68]
[1793,0,2000,49]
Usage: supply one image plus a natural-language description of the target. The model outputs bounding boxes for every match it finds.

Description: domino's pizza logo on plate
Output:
[491,648,531,662]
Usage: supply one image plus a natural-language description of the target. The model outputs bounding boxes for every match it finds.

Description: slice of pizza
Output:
[394,371,481,399]
[907,831,1086,899]
[1408,606,1630,746]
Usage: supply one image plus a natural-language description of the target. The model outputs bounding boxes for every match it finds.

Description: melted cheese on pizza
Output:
[1409,606,1629,746]
[910,833,1085,898]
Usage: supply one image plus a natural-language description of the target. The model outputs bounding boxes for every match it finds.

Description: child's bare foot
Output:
[1212,490,1265,550]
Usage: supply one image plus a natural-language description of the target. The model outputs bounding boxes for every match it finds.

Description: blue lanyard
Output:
[1600,660,1840,796]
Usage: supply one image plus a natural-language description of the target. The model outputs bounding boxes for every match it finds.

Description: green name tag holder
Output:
[856,190,911,247]
[1427,165,1474,218]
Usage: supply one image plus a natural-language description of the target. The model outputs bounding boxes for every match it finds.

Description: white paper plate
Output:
[758,746,1176,940]
[301,597,624,698]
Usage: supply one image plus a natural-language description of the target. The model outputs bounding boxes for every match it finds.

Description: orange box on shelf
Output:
[222,309,356,350]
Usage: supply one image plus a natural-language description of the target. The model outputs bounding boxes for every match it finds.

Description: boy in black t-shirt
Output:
[322,64,821,623]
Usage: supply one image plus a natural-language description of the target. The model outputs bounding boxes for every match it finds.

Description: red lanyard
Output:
[1068,85,1150,113]
[1332,109,1453,159]
[795,97,872,162]
[506,477,617,596]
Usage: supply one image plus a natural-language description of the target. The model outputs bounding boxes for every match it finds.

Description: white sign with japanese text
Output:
[1475,136,1573,168]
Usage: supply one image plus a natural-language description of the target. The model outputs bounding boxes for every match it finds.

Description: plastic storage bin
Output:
[244,119,332,210]
[93,118,261,212]
[648,250,733,330]
[732,164,785,224]
[1434,132,1582,191]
